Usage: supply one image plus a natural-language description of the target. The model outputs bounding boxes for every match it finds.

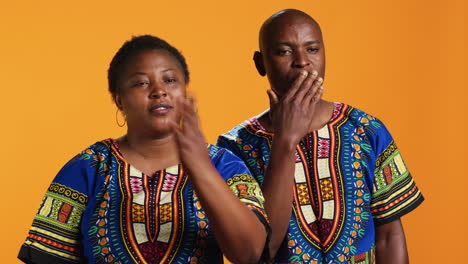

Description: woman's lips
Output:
[149,103,173,115]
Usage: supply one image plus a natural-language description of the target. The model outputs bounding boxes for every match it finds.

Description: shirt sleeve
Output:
[369,120,424,226]
[18,155,90,264]
[209,145,271,262]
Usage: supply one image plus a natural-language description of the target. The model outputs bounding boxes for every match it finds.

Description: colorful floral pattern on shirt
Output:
[217,103,424,264]
[19,140,268,264]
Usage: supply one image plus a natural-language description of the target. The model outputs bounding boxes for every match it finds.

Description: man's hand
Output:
[268,70,323,144]
[262,70,324,258]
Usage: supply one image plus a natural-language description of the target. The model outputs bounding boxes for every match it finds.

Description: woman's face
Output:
[115,49,186,138]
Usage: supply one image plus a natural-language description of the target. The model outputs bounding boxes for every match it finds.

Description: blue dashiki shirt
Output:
[19,139,268,264]
[217,102,424,264]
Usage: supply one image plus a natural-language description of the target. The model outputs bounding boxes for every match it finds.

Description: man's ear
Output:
[253,51,266,76]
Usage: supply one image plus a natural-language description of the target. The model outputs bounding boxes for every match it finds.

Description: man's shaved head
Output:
[253,9,326,96]
[259,9,322,52]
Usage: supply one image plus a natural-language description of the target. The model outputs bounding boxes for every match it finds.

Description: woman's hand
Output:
[169,95,211,172]
[268,70,323,145]
[170,95,267,264]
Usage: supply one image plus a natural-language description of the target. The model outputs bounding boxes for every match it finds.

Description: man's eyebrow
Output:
[277,42,292,46]
[305,40,321,45]
[276,40,321,46]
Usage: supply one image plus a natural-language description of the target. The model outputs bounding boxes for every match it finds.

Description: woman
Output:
[18,35,269,264]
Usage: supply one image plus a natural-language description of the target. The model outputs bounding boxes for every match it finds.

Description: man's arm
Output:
[262,71,323,257]
[375,218,409,264]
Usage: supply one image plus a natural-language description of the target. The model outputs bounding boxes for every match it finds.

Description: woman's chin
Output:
[127,118,176,138]
[148,122,174,137]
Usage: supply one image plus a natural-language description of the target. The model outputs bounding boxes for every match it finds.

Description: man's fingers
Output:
[294,71,318,103]
[267,89,279,108]
[303,76,323,105]
[309,85,324,105]
[283,70,309,101]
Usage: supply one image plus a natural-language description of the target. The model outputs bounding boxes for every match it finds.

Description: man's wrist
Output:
[272,134,298,153]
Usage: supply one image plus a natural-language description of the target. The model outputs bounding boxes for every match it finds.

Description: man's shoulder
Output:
[218,115,264,141]
[338,102,384,128]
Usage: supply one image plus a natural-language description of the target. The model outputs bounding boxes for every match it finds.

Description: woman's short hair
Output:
[108,35,190,97]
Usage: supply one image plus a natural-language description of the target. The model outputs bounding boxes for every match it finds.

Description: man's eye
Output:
[278,50,292,55]
[165,78,176,83]
[307,48,319,53]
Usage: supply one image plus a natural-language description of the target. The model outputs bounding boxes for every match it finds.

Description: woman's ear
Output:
[114,94,123,110]
[253,51,266,76]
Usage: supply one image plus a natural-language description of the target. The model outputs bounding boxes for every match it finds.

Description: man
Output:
[217,9,424,263]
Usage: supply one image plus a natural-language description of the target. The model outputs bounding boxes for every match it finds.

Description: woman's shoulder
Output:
[75,138,114,161]
[50,139,114,196]
[59,139,114,173]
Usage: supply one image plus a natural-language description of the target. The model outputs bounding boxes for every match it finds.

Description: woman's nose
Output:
[149,86,167,98]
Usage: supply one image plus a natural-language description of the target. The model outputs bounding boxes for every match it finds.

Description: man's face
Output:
[260,17,326,97]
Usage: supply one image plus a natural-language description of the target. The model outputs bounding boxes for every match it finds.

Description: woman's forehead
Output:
[123,50,182,72]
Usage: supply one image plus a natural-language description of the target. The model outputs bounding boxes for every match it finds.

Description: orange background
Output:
[0,0,466,263]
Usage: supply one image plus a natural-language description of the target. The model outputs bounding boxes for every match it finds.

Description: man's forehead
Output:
[259,10,322,50]
[261,18,322,48]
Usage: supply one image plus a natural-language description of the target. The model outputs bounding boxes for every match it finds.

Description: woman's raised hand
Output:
[169,95,211,172]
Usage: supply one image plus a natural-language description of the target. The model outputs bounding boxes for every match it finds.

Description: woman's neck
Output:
[117,130,180,175]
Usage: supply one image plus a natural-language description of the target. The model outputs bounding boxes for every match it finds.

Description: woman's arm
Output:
[170,96,267,264]
[18,152,93,264]
[375,219,409,264]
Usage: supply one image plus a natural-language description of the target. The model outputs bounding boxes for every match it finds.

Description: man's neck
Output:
[258,99,334,133]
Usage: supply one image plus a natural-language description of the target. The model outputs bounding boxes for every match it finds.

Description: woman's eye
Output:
[165,78,177,83]
[133,81,149,87]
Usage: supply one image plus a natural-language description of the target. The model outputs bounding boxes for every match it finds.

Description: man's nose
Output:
[292,52,311,68]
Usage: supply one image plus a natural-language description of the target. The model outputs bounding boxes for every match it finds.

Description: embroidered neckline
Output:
[108,138,179,177]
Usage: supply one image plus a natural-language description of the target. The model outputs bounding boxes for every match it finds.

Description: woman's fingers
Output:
[168,119,182,135]
[172,94,202,139]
